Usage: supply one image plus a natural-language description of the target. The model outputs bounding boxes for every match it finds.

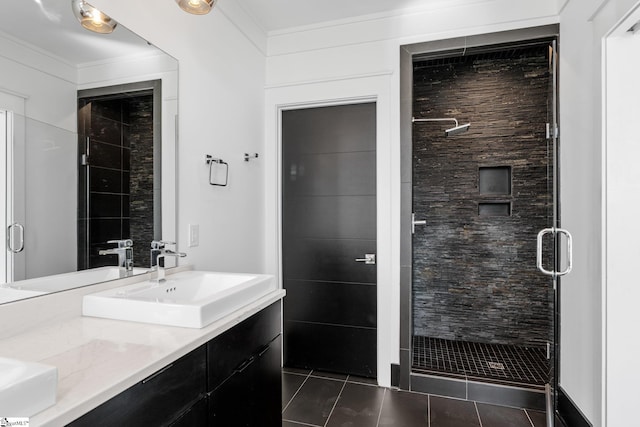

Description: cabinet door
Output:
[207,301,281,391]
[209,336,282,427]
[68,346,207,427]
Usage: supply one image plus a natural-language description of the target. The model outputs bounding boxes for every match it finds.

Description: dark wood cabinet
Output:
[67,301,282,427]
[207,301,282,426]
[209,336,282,426]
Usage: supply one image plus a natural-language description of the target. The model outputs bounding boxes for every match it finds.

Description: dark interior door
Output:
[282,102,377,378]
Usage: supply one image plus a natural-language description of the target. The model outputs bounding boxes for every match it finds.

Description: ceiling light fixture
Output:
[71,0,117,34]
[176,0,217,15]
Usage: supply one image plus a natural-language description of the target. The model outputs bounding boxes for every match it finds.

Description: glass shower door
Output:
[536,39,572,427]
[410,42,562,420]
[2,110,27,284]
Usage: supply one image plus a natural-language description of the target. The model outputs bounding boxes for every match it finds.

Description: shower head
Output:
[412,117,471,137]
[444,123,470,137]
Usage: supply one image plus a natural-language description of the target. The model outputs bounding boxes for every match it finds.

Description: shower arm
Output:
[411,117,459,126]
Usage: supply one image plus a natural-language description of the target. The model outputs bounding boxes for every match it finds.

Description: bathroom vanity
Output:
[69,302,281,426]
[0,266,285,426]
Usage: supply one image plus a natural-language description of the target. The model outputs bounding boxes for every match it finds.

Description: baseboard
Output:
[557,386,592,427]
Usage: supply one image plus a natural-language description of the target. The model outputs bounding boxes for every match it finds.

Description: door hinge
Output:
[547,342,551,360]
[546,123,559,139]
[80,154,88,166]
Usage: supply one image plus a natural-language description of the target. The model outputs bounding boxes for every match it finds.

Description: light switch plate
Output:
[188,224,199,247]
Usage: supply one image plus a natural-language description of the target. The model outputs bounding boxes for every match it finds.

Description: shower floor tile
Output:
[412,336,550,387]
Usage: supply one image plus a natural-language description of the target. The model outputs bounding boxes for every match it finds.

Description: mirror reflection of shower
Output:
[412,117,471,137]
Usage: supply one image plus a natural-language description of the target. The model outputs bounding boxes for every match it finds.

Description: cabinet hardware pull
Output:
[142,363,174,384]
[257,344,270,357]
[235,356,255,373]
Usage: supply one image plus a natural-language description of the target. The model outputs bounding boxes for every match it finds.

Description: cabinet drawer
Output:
[68,345,207,427]
[207,301,281,391]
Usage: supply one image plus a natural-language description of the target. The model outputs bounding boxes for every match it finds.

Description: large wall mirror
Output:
[0,2,178,304]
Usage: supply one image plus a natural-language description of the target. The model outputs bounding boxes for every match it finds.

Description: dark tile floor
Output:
[282,368,547,427]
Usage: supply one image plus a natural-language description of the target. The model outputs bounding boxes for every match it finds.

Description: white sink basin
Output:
[6,266,148,293]
[82,270,276,328]
[0,357,57,417]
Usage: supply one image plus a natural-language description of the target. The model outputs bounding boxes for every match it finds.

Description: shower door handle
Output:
[556,228,573,276]
[412,213,427,234]
[7,223,25,253]
[536,227,573,277]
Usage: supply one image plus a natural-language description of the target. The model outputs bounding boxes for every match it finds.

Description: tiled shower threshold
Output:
[410,371,547,411]
[411,336,550,411]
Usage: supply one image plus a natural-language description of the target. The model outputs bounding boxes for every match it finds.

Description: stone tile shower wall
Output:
[412,46,553,348]
[128,95,155,268]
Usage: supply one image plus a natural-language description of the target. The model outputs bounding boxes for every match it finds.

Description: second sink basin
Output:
[0,357,57,417]
[82,270,276,328]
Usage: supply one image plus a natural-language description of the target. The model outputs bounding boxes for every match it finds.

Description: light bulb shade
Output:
[71,0,117,34]
[176,0,217,15]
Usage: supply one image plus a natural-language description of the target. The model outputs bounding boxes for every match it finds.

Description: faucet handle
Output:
[150,240,176,250]
[107,239,133,248]
[164,249,187,257]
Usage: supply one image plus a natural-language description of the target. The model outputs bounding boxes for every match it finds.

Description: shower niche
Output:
[478,166,512,216]
[479,166,511,195]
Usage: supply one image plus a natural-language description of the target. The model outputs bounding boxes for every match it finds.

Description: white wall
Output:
[602,3,640,426]
[559,0,640,425]
[264,0,559,387]
[0,33,77,131]
[605,33,640,427]
[557,2,602,424]
[90,0,267,274]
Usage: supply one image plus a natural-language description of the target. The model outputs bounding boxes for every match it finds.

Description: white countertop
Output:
[0,272,285,427]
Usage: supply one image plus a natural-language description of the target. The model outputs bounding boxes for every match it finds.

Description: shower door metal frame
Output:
[399,25,562,420]
[1,109,10,282]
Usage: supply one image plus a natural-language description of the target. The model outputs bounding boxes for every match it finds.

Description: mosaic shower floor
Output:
[412,336,551,388]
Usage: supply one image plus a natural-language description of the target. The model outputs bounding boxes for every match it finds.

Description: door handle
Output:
[412,213,426,234]
[7,223,25,253]
[556,228,573,276]
[355,254,376,265]
[536,227,572,278]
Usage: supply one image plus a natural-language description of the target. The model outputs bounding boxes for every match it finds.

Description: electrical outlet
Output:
[188,224,199,247]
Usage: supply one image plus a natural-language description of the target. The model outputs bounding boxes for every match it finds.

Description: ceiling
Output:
[0,1,156,66]
[234,0,488,33]
[0,0,496,65]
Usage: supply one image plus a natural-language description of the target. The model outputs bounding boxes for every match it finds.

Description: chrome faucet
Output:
[150,240,186,283]
[98,239,134,277]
